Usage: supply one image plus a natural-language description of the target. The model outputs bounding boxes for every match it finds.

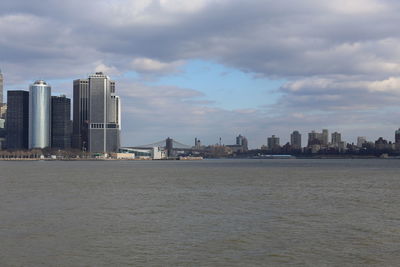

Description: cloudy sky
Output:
[1,0,400,148]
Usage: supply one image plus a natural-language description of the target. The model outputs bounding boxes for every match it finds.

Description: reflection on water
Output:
[0,159,399,266]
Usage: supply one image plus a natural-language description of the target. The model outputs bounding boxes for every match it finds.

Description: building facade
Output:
[395,129,400,144]
[73,73,121,153]
[0,69,3,104]
[29,80,51,149]
[236,134,249,151]
[6,91,29,150]
[357,136,367,148]
[267,135,280,149]
[290,130,302,149]
[331,132,342,146]
[51,95,72,149]
[308,129,329,147]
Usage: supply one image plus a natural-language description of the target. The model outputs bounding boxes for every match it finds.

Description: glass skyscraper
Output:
[29,80,51,149]
[51,95,72,149]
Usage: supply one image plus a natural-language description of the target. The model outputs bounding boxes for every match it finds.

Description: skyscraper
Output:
[6,91,29,150]
[73,73,121,153]
[51,95,72,149]
[0,69,3,104]
[395,129,400,144]
[267,135,280,149]
[29,80,51,149]
[331,132,342,146]
[322,129,329,146]
[72,79,89,150]
[290,130,302,148]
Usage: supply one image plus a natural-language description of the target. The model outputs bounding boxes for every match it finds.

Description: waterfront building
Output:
[194,137,202,149]
[29,80,51,149]
[267,135,280,149]
[0,69,3,104]
[73,72,121,153]
[375,137,393,151]
[322,129,329,146]
[308,129,329,147]
[395,129,400,144]
[6,91,29,150]
[357,136,367,148]
[51,95,72,149]
[395,129,400,151]
[331,132,342,147]
[308,131,322,146]
[236,134,248,152]
[290,130,302,149]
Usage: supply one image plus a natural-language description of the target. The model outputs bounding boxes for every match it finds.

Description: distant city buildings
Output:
[226,134,249,153]
[357,136,367,148]
[2,69,400,157]
[308,129,329,146]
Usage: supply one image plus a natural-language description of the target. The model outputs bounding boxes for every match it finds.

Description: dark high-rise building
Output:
[72,79,89,150]
[267,135,280,149]
[73,73,121,153]
[395,128,400,144]
[331,132,342,146]
[166,137,174,157]
[52,95,72,149]
[290,130,302,149]
[6,90,29,150]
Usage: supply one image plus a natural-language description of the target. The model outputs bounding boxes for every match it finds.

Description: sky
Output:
[1,0,400,148]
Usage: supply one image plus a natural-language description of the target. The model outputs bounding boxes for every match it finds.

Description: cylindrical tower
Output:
[29,80,51,149]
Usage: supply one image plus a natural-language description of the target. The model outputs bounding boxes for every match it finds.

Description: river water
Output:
[0,159,399,266]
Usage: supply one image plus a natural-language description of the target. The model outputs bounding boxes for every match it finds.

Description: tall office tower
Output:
[0,69,3,104]
[357,136,367,148]
[73,72,121,153]
[267,135,280,149]
[72,79,89,150]
[290,130,302,148]
[29,80,51,149]
[6,91,29,150]
[51,95,72,149]
[322,129,329,145]
[331,132,342,146]
[395,129,400,144]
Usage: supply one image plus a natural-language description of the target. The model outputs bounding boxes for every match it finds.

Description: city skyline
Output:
[1,1,400,148]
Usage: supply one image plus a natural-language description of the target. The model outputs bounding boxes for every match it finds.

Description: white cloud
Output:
[131,58,184,74]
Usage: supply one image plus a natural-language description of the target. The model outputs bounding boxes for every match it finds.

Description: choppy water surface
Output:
[0,159,400,266]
